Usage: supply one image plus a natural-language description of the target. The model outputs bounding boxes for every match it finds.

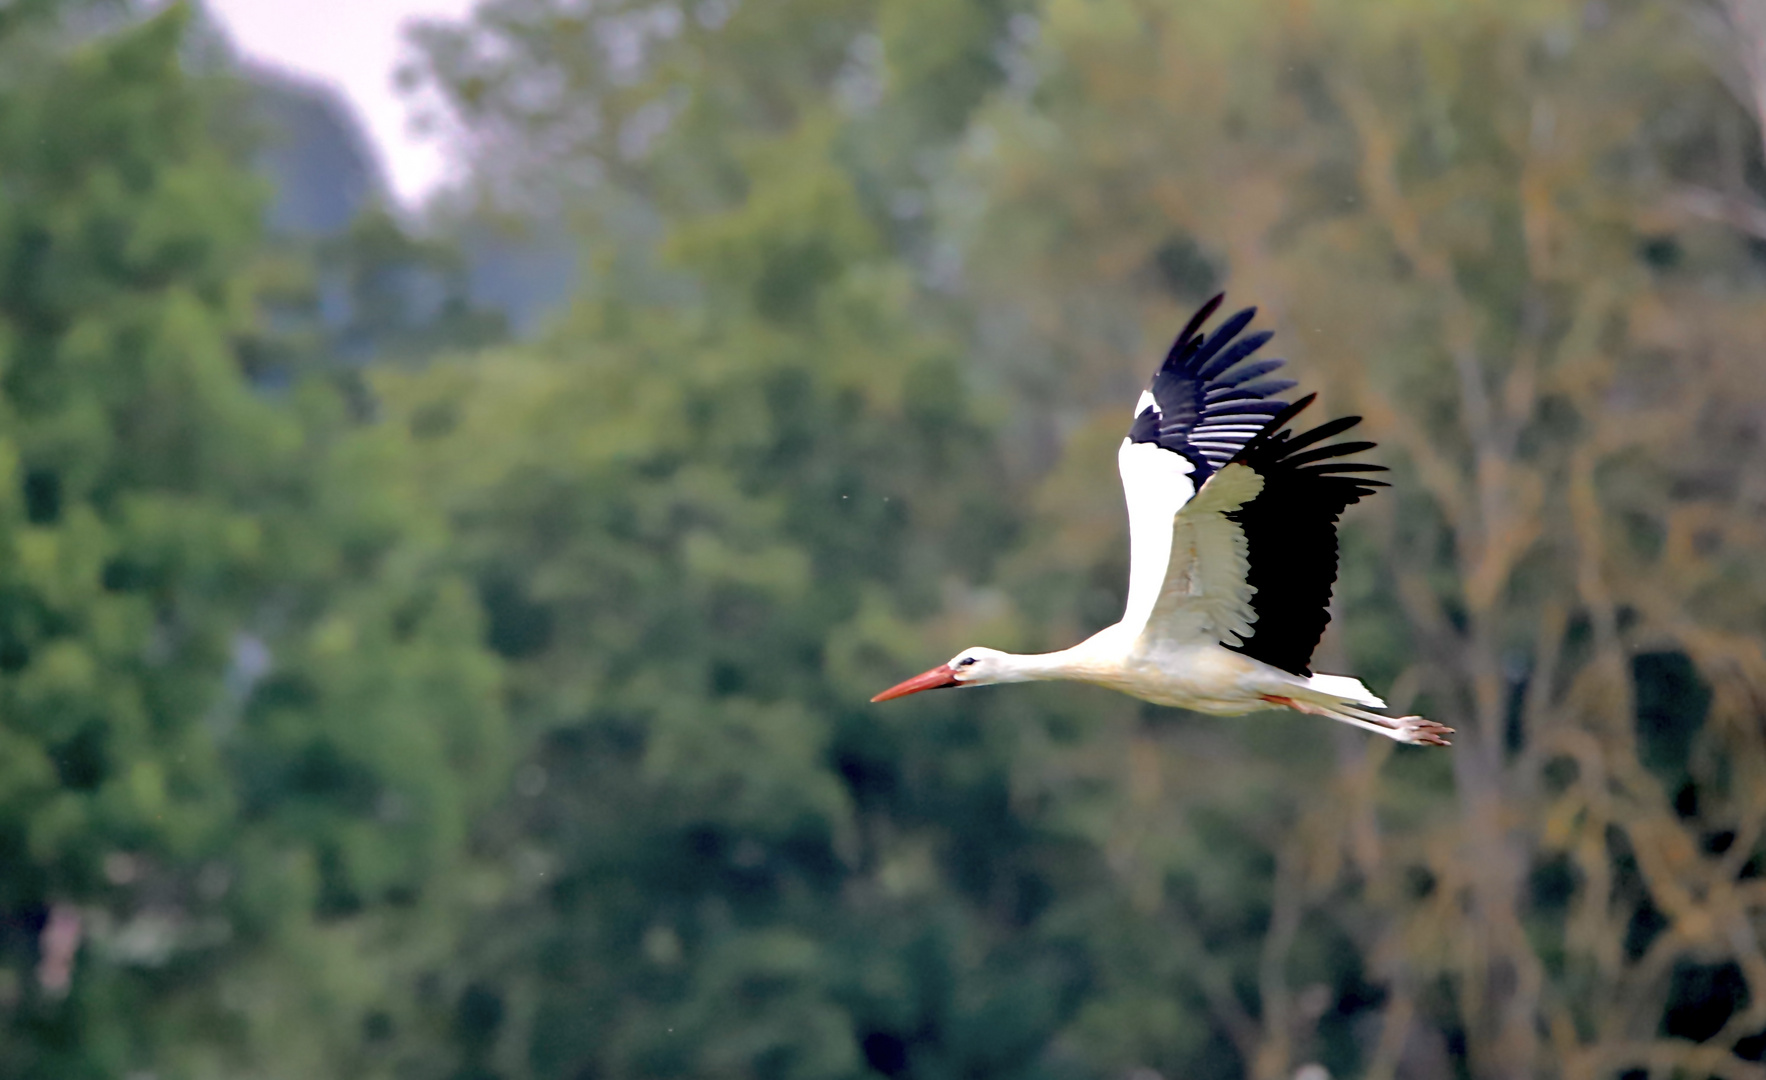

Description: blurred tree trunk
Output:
[1713,0,1766,147]
[1676,0,1766,239]
[1337,73,1766,1080]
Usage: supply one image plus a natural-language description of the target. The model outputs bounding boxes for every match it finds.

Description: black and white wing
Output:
[1141,395,1389,675]
[1118,295,1295,635]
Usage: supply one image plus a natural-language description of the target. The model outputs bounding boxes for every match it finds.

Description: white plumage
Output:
[873,295,1452,747]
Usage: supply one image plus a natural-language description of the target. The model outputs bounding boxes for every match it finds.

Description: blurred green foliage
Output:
[0,5,507,1075]
[3,0,1766,1078]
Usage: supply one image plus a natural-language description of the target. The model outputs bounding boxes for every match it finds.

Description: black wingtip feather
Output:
[1190,308,1257,368]
[1207,400,1292,417]
[1256,393,1317,437]
[1176,293,1225,348]
[1235,378,1299,398]
[1196,333,1276,381]
[1278,415,1362,453]
[1284,440,1377,467]
[1204,387,1276,406]
[1212,356,1285,388]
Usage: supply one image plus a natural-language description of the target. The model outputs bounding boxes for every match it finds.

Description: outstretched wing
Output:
[1139,461,1264,648]
[1140,395,1389,675]
[1118,295,1295,636]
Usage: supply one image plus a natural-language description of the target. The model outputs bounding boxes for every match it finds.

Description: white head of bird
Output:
[870,646,1022,701]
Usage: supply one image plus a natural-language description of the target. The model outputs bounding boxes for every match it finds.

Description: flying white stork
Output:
[872,294,1452,747]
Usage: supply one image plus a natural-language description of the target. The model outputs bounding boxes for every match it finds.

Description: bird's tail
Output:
[1303,672,1385,709]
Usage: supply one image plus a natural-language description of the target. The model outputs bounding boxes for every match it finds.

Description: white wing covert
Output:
[1141,463,1263,647]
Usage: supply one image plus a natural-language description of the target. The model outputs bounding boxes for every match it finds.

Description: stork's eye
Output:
[957,657,978,668]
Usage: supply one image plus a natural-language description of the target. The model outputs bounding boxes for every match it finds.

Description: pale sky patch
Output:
[204,0,479,207]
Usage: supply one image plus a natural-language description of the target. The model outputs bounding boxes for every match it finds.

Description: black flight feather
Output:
[1284,441,1376,467]
[1175,293,1224,345]
[1197,332,1275,381]
[1213,358,1287,387]
[1223,394,1388,677]
[1276,414,1363,452]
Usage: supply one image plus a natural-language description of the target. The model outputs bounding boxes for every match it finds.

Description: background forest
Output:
[3,0,1766,1077]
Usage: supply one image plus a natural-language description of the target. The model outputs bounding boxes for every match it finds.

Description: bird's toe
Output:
[1393,716,1454,748]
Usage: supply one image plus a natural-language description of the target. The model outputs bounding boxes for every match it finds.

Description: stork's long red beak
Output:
[871,664,961,702]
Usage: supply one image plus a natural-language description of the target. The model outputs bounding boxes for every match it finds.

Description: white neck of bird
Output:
[984,644,1110,684]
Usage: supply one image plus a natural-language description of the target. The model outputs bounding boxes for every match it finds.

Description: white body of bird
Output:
[873,295,1452,748]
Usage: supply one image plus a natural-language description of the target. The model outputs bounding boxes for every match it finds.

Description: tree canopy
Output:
[4,0,1766,1077]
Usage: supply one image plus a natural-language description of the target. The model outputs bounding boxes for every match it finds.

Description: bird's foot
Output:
[1390,716,1454,747]
[1263,696,1454,747]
